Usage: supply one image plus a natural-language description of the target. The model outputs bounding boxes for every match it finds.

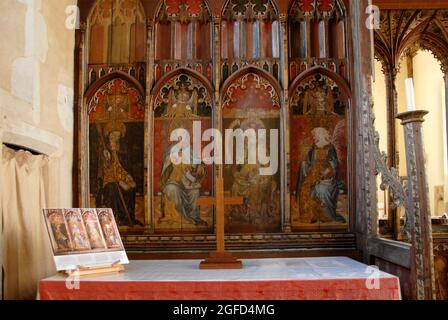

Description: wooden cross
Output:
[197,177,244,269]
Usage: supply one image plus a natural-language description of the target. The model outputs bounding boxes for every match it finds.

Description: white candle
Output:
[405,78,416,111]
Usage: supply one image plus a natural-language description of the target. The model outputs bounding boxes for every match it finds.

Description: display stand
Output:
[63,261,124,277]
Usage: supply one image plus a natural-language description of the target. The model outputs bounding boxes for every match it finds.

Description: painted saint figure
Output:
[82,210,107,250]
[51,222,71,250]
[231,161,276,222]
[72,223,86,248]
[160,143,208,226]
[104,223,120,247]
[228,114,278,224]
[296,127,346,224]
[45,210,72,253]
[98,209,123,249]
[96,121,141,226]
[157,78,209,227]
[65,211,91,251]
[164,83,199,120]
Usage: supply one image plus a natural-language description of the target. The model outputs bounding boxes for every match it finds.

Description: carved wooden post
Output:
[213,15,222,101]
[279,14,288,90]
[146,19,154,232]
[212,13,223,237]
[385,69,399,236]
[279,13,291,233]
[396,110,436,300]
[78,22,89,208]
[147,19,155,91]
[352,0,379,260]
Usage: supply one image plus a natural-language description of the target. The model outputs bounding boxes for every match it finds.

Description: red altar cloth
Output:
[39,258,401,300]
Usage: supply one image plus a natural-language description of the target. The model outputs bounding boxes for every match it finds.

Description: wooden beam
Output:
[373,0,448,9]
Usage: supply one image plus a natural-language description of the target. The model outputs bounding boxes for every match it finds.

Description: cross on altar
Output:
[197,177,244,269]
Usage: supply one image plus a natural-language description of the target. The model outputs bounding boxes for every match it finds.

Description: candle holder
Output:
[396,109,436,300]
[396,110,428,124]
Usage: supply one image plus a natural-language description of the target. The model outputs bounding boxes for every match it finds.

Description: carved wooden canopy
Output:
[375,9,448,74]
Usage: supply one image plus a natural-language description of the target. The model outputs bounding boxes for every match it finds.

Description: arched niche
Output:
[288,68,351,232]
[151,68,215,234]
[221,67,283,234]
[85,72,147,231]
[221,0,280,82]
[288,0,348,82]
[154,0,213,83]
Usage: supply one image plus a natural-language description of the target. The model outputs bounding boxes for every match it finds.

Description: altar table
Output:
[39,257,401,300]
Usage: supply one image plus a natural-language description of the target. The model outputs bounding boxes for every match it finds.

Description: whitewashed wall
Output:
[0,0,77,298]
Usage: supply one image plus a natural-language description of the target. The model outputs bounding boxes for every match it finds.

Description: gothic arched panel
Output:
[221,68,282,233]
[151,69,214,234]
[289,69,350,231]
[87,75,146,231]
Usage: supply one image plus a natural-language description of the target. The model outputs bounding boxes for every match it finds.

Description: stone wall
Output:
[0,0,76,205]
[0,0,77,297]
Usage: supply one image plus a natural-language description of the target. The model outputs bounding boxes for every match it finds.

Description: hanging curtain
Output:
[1,146,55,300]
